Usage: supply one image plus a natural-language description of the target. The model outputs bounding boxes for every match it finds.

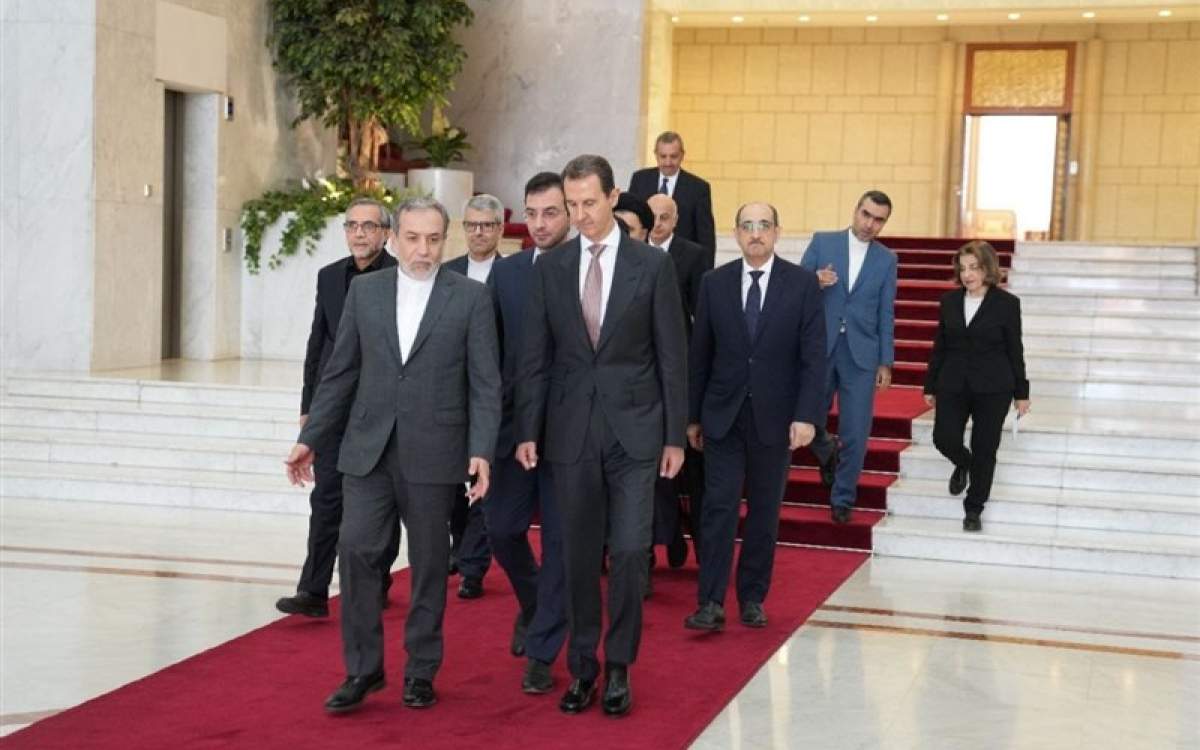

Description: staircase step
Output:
[895,248,1013,267]
[1031,372,1200,403]
[793,438,907,474]
[894,300,940,321]
[774,504,882,551]
[1009,273,1196,295]
[872,515,1200,578]
[886,477,1200,536]
[892,362,928,387]
[2,372,299,411]
[1011,257,1196,278]
[1016,243,1197,263]
[899,264,958,282]
[783,467,894,509]
[896,280,956,302]
[900,444,1200,497]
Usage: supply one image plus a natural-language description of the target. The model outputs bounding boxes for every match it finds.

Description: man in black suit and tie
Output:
[285,197,501,713]
[276,198,401,619]
[684,202,826,632]
[627,131,717,268]
[487,172,573,695]
[444,194,506,599]
[515,155,688,717]
[647,193,710,568]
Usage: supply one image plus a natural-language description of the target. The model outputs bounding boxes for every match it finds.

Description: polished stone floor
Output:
[2,497,1196,748]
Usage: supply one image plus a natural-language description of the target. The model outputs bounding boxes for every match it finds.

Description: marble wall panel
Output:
[448,0,645,214]
[91,200,162,370]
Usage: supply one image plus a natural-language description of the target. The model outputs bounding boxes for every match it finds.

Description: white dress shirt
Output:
[396,266,437,363]
[577,221,621,325]
[466,254,495,283]
[741,253,775,309]
[847,229,869,291]
[658,172,679,196]
[655,234,674,253]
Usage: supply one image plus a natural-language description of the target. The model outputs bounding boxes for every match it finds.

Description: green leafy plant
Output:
[241,176,418,274]
[267,0,475,190]
[407,126,471,168]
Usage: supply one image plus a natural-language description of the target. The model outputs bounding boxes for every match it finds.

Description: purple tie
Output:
[582,243,605,348]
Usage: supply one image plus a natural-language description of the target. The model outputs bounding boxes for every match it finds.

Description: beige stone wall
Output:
[665,21,1200,242]
[1090,23,1200,242]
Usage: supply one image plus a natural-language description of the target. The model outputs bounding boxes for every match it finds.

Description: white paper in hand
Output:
[1011,412,1021,441]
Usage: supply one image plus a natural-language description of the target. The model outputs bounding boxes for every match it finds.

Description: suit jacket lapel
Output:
[381,268,404,367]
[835,231,851,296]
[966,286,993,329]
[951,287,968,329]
[730,259,753,351]
[405,268,454,364]
[849,241,883,296]
[753,259,785,345]
[596,236,645,352]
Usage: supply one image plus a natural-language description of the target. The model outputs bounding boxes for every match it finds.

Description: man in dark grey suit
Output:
[285,197,501,713]
[515,155,688,717]
[627,131,717,268]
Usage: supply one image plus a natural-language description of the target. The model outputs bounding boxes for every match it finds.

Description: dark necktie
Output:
[659,177,669,194]
[745,270,763,338]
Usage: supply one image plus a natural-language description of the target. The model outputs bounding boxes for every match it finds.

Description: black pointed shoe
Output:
[276,591,329,618]
[819,444,839,487]
[602,665,632,717]
[511,612,528,657]
[402,677,436,708]
[684,601,726,632]
[949,453,972,496]
[831,505,852,525]
[522,658,554,695]
[963,512,983,533]
[324,672,385,713]
[740,601,768,628]
[559,678,597,714]
[457,576,483,599]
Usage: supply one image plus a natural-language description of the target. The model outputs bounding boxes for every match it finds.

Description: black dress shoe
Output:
[819,444,839,487]
[448,553,459,576]
[324,672,385,713]
[559,678,597,714]
[522,658,554,694]
[667,530,688,568]
[963,512,982,532]
[684,601,725,632]
[602,665,632,716]
[511,613,527,657]
[949,453,971,496]
[458,576,483,599]
[276,591,329,618]
[402,677,437,708]
[740,601,768,628]
[831,506,852,525]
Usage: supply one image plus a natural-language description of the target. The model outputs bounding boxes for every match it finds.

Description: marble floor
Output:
[2,497,1196,748]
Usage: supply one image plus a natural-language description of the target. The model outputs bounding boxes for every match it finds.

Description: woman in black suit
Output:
[923,241,1030,532]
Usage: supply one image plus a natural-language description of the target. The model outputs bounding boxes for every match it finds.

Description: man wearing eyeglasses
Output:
[684,203,826,632]
[276,197,402,619]
[443,194,506,599]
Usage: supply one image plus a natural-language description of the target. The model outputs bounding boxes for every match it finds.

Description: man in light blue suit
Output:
[800,191,897,525]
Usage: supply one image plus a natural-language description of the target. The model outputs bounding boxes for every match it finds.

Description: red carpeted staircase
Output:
[768,237,1015,551]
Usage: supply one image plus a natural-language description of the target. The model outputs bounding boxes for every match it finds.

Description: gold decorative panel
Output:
[967,45,1074,114]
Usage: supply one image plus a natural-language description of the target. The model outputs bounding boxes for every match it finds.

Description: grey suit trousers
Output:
[339,426,456,681]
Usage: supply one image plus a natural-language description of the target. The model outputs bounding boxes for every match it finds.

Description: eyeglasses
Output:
[343,221,384,234]
[737,220,775,233]
[463,220,501,233]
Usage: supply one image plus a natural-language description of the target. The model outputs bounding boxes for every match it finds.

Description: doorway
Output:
[961,114,1063,241]
[162,90,184,359]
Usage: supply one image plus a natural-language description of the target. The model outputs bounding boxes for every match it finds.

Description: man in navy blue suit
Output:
[800,191,897,525]
[684,202,826,631]
[487,173,572,695]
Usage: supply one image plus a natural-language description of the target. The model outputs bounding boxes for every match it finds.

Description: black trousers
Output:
[552,402,655,681]
[297,432,399,599]
[450,490,492,580]
[931,389,1012,514]
[339,429,456,681]
[697,399,791,607]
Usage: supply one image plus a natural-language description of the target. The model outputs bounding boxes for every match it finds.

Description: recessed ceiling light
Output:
[936,14,950,21]
[1158,9,1172,17]
[866,15,879,22]
[1008,12,1021,20]
[1082,11,1096,18]
[671,15,679,23]
[732,15,744,23]
[798,15,810,22]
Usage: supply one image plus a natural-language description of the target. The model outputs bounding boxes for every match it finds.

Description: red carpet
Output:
[5,546,866,750]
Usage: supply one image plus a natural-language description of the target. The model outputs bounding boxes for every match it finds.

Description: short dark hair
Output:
[734,202,780,228]
[954,240,1004,287]
[857,190,892,212]
[615,193,654,235]
[393,196,449,234]
[655,131,684,151]
[524,172,564,203]
[562,154,615,194]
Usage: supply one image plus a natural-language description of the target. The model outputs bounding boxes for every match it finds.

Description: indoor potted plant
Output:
[405,105,474,217]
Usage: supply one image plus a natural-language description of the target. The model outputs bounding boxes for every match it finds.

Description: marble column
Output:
[448,0,647,214]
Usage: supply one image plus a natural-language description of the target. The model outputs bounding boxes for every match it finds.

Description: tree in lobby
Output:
[268,0,474,190]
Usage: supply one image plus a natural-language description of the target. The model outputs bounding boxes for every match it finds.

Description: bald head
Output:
[647,193,678,246]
